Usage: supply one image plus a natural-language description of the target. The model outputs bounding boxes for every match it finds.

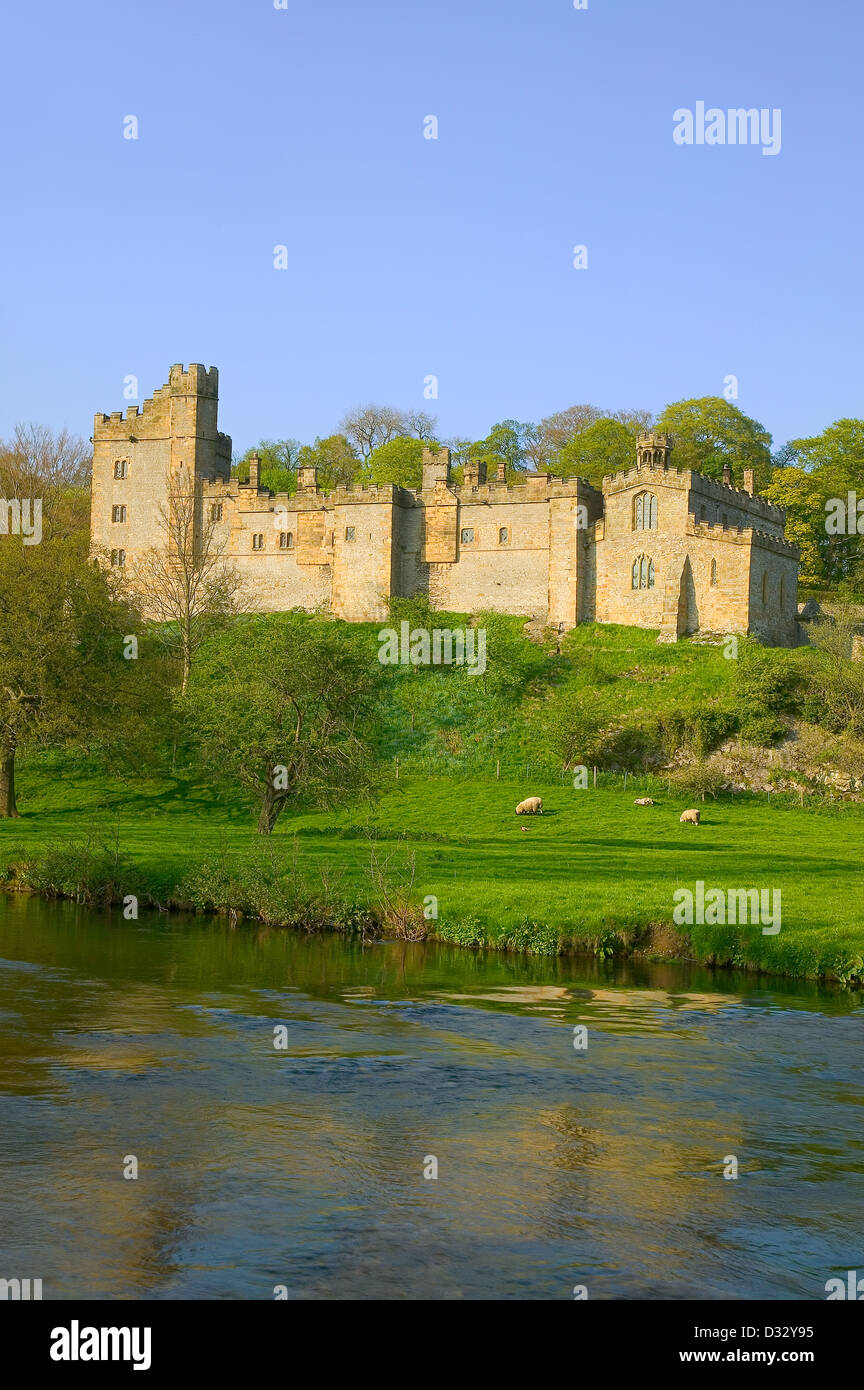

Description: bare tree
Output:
[132,469,246,694]
[340,404,407,460]
[0,423,92,538]
[403,409,439,441]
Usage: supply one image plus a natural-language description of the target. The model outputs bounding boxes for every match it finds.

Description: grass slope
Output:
[4,756,863,983]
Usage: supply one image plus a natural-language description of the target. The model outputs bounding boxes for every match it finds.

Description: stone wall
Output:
[90,370,801,647]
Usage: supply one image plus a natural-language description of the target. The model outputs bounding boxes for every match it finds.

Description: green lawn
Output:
[4,756,864,983]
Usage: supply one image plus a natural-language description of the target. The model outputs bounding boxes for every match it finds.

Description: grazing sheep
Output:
[679,808,700,825]
[516,796,543,815]
[634,797,655,806]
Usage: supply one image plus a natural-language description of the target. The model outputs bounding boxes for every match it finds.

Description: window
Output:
[345,526,355,541]
[710,558,718,587]
[113,459,128,479]
[762,572,768,605]
[631,554,655,590]
[699,504,707,522]
[721,513,728,529]
[779,575,785,607]
[279,531,294,550]
[461,528,474,544]
[634,492,657,530]
[252,533,264,551]
[110,549,126,567]
[111,504,126,523]
[499,527,509,544]
[209,503,223,522]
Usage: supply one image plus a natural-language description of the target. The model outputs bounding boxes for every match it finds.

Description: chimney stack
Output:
[496,460,507,482]
[248,451,260,489]
[743,466,756,496]
[722,462,733,486]
[421,445,451,491]
[298,464,318,491]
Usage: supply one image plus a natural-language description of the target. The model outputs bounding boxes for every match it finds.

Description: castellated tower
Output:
[90,364,232,571]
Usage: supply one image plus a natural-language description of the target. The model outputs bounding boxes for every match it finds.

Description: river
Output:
[1,892,862,1300]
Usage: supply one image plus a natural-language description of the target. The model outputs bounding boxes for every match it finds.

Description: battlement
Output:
[603,461,687,491]
[689,469,784,520]
[94,365,220,436]
[689,518,798,556]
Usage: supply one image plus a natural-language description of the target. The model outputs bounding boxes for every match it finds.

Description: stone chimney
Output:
[722,462,733,486]
[297,464,318,491]
[248,451,260,489]
[422,445,450,491]
[743,467,756,496]
[463,458,487,488]
[496,460,507,482]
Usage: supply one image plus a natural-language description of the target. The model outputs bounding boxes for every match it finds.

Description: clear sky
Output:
[1,0,861,456]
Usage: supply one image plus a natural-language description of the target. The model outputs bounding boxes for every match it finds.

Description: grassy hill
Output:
[3,615,862,984]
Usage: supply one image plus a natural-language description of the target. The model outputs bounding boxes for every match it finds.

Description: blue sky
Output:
[1,0,861,456]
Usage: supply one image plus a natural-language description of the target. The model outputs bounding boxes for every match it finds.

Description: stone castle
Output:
[90,364,800,645]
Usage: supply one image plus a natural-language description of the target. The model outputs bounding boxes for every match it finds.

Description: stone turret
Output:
[422,445,451,490]
[636,432,672,469]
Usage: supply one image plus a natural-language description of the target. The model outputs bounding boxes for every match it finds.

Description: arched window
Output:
[779,575,785,607]
[762,572,768,605]
[710,558,717,587]
[632,554,655,590]
[634,491,657,530]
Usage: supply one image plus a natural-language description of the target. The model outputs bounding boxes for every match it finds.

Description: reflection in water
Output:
[0,892,862,1300]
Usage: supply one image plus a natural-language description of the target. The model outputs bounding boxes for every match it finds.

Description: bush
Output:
[21,834,144,906]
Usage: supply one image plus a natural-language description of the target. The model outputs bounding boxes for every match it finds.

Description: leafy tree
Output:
[760,466,835,586]
[654,397,772,485]
[0,536,146,817]
[187,614,379,833]
[296,434,361,491]
[553,418,635,485]
[235,439,302,494]
[367,435,427,489]
[535,405,652,469]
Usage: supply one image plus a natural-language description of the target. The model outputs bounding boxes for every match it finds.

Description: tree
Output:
[0,536,144,817]
[0,423,92,539]
[367,436,426,489]
[296,434,361,491]
[187,614,378,833]
[760,466,835,586]
[654,398,772,486]
[129,469,245,694]
[403,409,439,441]
[235,439,302,494]
[535,405,652,469]
[805,610,864,736]
[553,418,635,485]
[340,405,407,461]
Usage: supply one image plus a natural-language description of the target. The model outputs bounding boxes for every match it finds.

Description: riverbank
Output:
[3,758,863,984]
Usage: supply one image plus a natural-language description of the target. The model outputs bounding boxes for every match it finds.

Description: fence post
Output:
[395,759,399,780]
[593,766,597,788]
[496,759,500,780]
[624,770,628,790]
